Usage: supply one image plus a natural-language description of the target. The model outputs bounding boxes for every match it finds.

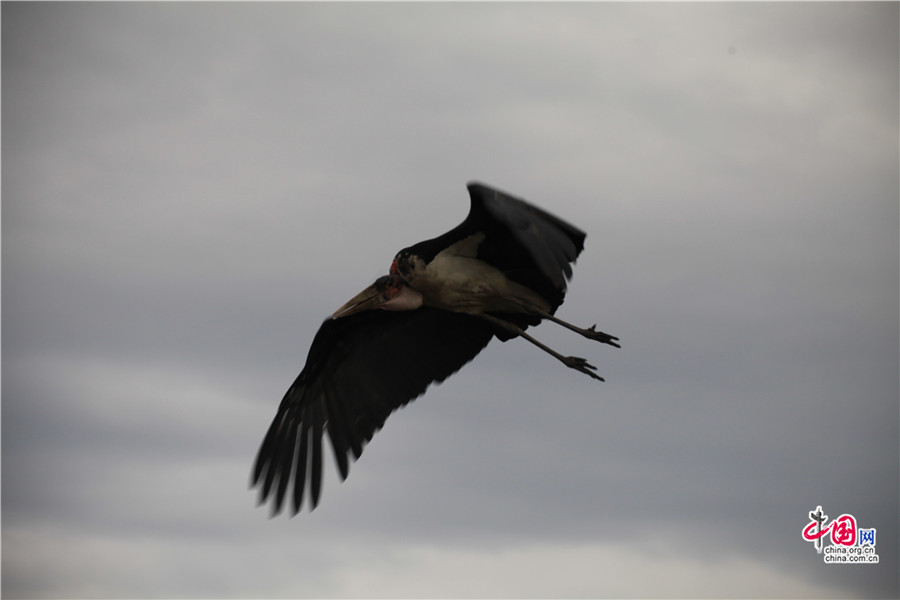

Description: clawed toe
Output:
[585,325,621,348]
[561,355,605,381]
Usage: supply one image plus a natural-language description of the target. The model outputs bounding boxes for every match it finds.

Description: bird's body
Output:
[395,233,553,315]
[252,182,618,515]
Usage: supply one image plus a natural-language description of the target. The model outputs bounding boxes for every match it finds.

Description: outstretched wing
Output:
[251,307,494,515]
[466,182,587,311]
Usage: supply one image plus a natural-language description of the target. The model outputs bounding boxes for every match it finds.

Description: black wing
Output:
[405,183,586,312]
[252,307,494,515]
[466,182,586,307]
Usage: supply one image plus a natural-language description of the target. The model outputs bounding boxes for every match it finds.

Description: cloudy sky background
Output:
[3,2,898,598]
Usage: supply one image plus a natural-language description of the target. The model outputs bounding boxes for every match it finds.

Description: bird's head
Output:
[331,274,423,319]
[389,249,426,282]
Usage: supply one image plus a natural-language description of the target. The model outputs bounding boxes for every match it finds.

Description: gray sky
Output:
[3,2,898,598]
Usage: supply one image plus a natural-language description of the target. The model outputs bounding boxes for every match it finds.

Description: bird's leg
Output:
[538,312,620,348]
[476,313,605,381]
[506,298,621,348]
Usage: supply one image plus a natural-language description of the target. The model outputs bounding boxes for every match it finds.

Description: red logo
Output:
[803,509,857,548]
[802,506,878,564]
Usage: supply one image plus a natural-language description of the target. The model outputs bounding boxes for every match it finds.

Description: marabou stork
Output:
[252,182,619,515]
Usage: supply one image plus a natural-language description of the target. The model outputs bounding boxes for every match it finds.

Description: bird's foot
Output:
[582,325,621,348]
[560,355,605,382]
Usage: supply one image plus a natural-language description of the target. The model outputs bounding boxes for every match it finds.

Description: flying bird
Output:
[252,182,619,515]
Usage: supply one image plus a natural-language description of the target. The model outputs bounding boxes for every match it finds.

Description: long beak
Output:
[332,275,424,319]
[331,282,389,319]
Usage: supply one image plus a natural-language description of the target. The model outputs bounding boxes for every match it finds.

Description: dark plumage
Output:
[252,182,618,514]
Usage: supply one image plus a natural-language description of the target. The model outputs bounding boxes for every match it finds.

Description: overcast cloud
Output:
[3,2,898,598]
